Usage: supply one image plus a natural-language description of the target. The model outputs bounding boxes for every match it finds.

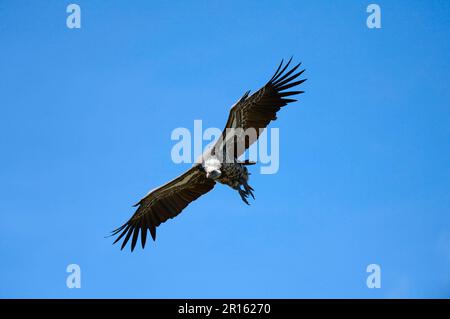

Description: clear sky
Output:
[0,0,449,298]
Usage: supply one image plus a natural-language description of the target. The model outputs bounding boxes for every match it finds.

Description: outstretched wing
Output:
[111,166,215,251]
[214,58,306,160]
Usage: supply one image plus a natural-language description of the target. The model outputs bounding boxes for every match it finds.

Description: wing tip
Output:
[111,222,157,251]
[150,226,157,241]
[269,58,306,89]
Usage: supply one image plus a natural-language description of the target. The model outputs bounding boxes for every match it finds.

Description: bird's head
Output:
[204,157,222,180]
[206,170,221,180]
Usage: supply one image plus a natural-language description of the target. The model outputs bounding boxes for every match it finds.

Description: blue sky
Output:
[0,0,449,298]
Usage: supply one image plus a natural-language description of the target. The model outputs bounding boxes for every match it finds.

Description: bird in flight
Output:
[111,58,306,251]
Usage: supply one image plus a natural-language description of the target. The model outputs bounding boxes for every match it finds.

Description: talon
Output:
[239,189,250,205]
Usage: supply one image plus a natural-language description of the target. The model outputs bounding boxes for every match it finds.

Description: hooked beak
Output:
[206,170,221,180]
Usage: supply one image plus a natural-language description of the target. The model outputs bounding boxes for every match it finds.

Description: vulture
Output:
[111,58,306,251]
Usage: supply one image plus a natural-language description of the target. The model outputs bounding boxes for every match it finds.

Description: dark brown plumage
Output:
[111,58,306,251]
[213,57,305,159]
[111,167,215,251]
